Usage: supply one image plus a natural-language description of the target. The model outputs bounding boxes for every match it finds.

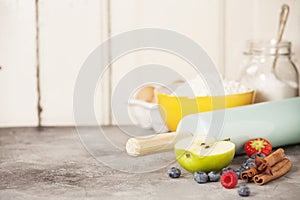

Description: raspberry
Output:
[220,171,238,189]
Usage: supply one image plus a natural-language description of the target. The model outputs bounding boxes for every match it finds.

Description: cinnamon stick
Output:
[240,148,286,181]
[241,167,258,182]
[253,158,292,185]
[256,148,285,173]
[265,148,285,167]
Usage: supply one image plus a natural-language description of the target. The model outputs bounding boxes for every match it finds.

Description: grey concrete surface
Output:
[0,127,299,200]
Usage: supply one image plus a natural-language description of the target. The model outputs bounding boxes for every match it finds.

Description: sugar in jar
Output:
[239,39,299,103]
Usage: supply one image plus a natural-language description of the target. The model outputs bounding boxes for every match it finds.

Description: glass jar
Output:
[239,39,299,103]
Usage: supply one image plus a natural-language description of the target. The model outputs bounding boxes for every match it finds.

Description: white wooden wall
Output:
[0,0,299,127]
[0,0,37,126]
[225,0,300,80]
[38,0,103,126]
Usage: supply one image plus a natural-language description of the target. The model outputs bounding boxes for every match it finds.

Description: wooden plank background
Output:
[0,0,299,126]
[0,0,37,126]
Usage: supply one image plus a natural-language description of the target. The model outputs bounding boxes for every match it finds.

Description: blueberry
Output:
[247,162,255,168]
[238,185,250,197]
[240,167,246,172]
[208,171,220,182]
[221,167,234,175]
[194,171,208,183]
[241,158,255,170]
[246,158,255,164]
[258,153,266,158]
[234,168,243,179]
[168,167,181,178]
[241,163,248,170]
[250,154,257,159]
[241,162,251,170]
[251,153,266,159]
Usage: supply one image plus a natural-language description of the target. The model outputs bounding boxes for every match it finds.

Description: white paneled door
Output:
[38,0,103,126]
[0,0,37,126]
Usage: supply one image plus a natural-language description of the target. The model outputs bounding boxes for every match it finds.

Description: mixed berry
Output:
[238,185,250,197]
[220,170,238,189]
[167,153,262,196]
[208,171,221,182]
[167,167,181,178]
[194,171,208,183]
[220,167,234,175]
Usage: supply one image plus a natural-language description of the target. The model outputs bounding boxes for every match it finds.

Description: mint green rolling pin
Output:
[126,97,300,156]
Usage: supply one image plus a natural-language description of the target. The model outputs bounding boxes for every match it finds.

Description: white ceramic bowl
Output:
[128,99,169,132]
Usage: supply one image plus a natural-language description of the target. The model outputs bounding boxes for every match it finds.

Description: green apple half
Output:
[174,136,235,173]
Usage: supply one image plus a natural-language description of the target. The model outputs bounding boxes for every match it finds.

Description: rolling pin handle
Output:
[126,132,192,156]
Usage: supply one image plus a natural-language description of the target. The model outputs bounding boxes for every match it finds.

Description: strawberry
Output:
[220,171,238,189]
[244,138,272,158]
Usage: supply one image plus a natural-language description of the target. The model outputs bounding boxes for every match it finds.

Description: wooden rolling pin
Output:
[126,132,191,156]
